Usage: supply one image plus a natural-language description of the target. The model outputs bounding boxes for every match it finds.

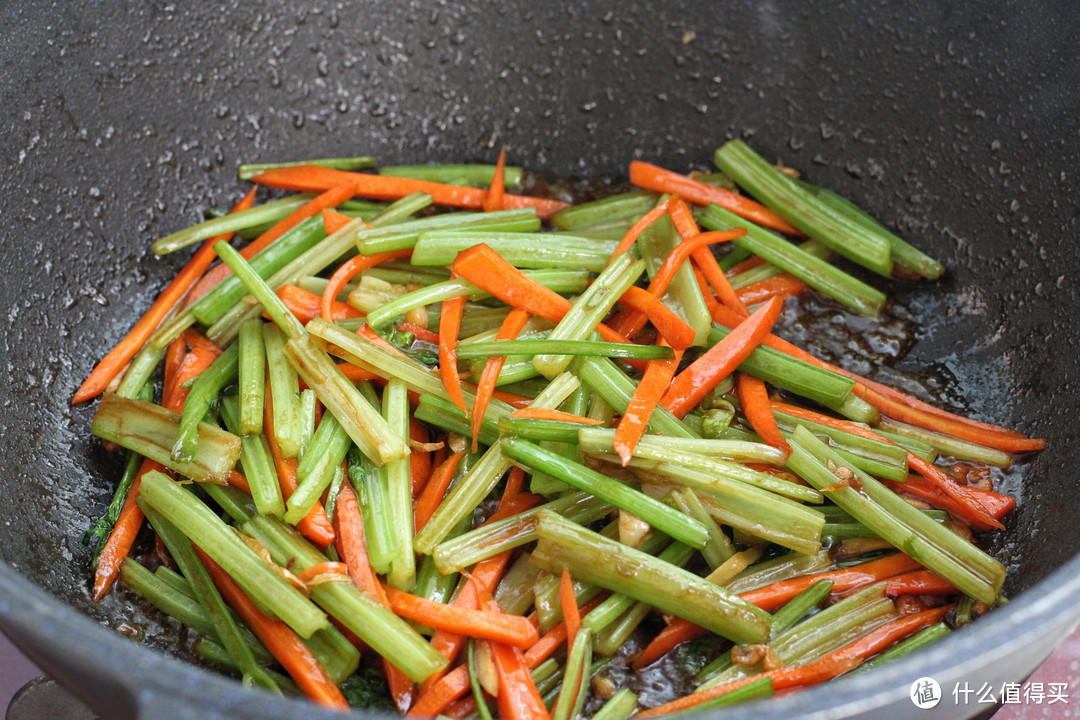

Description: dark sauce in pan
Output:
[104,169,1029,711]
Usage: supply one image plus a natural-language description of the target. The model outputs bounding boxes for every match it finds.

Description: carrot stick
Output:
[334,483,382,601]
[322,207,354,235]
[498,466,527,510]
[72,188,257,404]
[409,418,434,498]
[883,571,957,597]
[245,183,358,260]
[320,248,411,321]
[629,160,801,236]
[884,475,1015,525]
[276,284,362,325]
[489,388,534,409]
[507,407,604,425]
[92,458,166,602]
[472,309,530,451]
[607,196,675,261]
[251,165,569,219]
[661,296,783,418]
[616,287,696,349]
[414,451,466,532]
[728,255,767,275]
[613,347,684,465]
[693,266,726,318]
[439,295,469,415]
[670,198,750,317]
[633,553,922,667]
[398,322,441,345]
[559,567,582,643]
[337,362,380,383]
[295,561,349,584]
[483,147,507,212]
[265,382,336,547]
[738,373,791,453]
[736,274,807,306]
[824,605,951,663]
[384,587,539,647]
[196,548,348,709]
[491,641,551,720]
[409,665,472,718]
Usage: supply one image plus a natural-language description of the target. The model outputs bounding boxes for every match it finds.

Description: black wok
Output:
[1,1,1078,718]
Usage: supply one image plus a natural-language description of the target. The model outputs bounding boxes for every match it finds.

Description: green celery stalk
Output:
[171,343,240,463]
[459,339,673,361]
[411,231,618,272]
[220,396,285,518]
[348,443,398,575]
[238,156,376,180]
[380,164,523,188]
[876,417,1012,468]
[590,689,638,720]
[383,379,417,590]
[636,213,712,345]
[668,488,734,568]
[577,357,699,439]
[369,191,434,226]
[237,318,266,435]
[552,629,593,720]
[263,324,303,459]
[356,209,542,254]
[286,411,352,525]
[550,190,655,231]
[854,622,951,673]
[153,194,314,255]
[727,239,831,289]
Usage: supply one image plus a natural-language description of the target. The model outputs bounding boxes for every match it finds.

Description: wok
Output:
[1,1,1078,718]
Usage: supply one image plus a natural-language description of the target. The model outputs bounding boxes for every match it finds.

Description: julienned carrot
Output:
[322,207,354,235]
[884,475,1015,525]
[491,641,551,720]
[265,382,336,547]
[607,195,675,261]
[693,267,726,318]
[472,309,531,451]
[507,407,605,425]
[489,388,534,410]
[409,665,472,718]
[398,323,441,345]
[409,418,434,498]
[633,553,922,668]
[728,255,767,275]
[629,160,801,236]
[483,147,507,212]
[72,188,257,404]
[883,571,957,597]
[251,165,568,219]
[277,284,362,325]
[334,483,382,602]
[559,567,582,643]
[197,549,348,710]
[736,274,808,306]
[738,373,791,453]
[384,586,540,648]
[337,362,380,383]
[247,183,359,260]
[295,561,349,584]
[414,451,466,532]
[499,467,527,510]
[825,606,951,663]
[439,295,469,415]
[661,296,783,418]
[669,198,750,318]
[320,248,410,322]
[616,287,696,350]
[613,347,684,465]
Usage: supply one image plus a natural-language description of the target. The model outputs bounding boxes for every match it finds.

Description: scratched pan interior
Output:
[1,1,1079,719]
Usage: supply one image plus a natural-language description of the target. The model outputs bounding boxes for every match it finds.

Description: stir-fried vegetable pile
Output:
[75,141,1044,717]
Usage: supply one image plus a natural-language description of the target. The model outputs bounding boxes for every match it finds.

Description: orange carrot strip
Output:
[498,466,527,510]
[244,183,358,260]
[337,363,380,383]
[507,407,604,425]
[265,382,335,547]
[693,267,726,318]
[197,549,348,709]
[276,284,361,325]
[736,274,807,306]
[607,196,675,261]
[824,606,951,663]
[728,255,767,275]
[491,641,551,720]
[650,229,746,300]
[320,248,411,321]
[738,373,791,453]
[483,147,507,212]
[409,418,434,498]
[629,160,801,235]
[883,571,958,597]
[91,458,165,602]
[444,696,479,719]
[333,483,382,602]
[669,198,750,317]
[489,388,534,409]
[414,451,466,532]
[251,165,568,219]
[294,561,349,584]
[884,475,1015,526]
[72,189,256,404]
[661,296,783,418]
[322,207,354,235]
[907,453,1005,531]
[616,287,695,349]
[613,347,684,465]
[439,295,470,415]
[559,567,582,643]
[398,322,441,345]
[409,665,472,718]
[385,587,539,647]
[633,553,922,668]
[472,308,531,451]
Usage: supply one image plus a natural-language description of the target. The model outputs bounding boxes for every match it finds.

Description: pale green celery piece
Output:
[349,444,397,575]
[115,343,166,399]
[238,156,375,180]
[153,194,314,255]
[495,551,542,617]
[636,213,712,345]
[533,253,645,379]
[532,511,771,644]
[369,191,434,226]
[411,231,618,272]
[136,470,327,639]
[237,317,266,435]
[591,689,639,720]
[787,426,1005,603]
[872,427,938,463]
[724,548,833,595]
[577,428,818,503]
[773,409,908,481]
[550,190,655,231]
[726,239,831,290]
[355,208,542,254]
[286,411,352,525]
[220,396,284,518]
[827,392,880,425]
[669,488,733,568]
[243,515,448,683]
[432,492,611,573]
[594,600,653,656]
[413,373,580,554]
[149,309,199,351]
[379,164,523,188]
[876,417,1012,468]
[213,241,306,339]
[262,324,303,459]
[552,629,593,720]
[297,389,317,458]
[171,343,240,461]
[583,542,695,635]
[284,336,409,465]
[383,379,417,591]
[91,395,240,483]
[529,379,589,495]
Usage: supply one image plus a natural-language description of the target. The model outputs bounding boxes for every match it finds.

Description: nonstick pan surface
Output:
[1,2,1078,718]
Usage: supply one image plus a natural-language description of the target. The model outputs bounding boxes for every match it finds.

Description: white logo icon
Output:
[911,677,942,709]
